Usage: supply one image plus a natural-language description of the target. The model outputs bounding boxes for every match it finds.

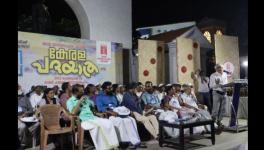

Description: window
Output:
[216,30,223,36]
[203,31,211,43]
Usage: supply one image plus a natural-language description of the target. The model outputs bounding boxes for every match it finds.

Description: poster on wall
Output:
[223,61,234,77]
[96,41,112,64]
[18,32,123,92]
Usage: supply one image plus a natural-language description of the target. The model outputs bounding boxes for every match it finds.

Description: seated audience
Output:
[67,84,119,150]
[29,85,43,109]
[141,81,161,109]
[121,82,159,140]
[38,88,60,106]
[59,82,72,110]
[135,82,144,99]
[18,93,39,148]
[52,85,60,99]
[112,84,125,104]
[96,81,141,148]
[84,84,97,104]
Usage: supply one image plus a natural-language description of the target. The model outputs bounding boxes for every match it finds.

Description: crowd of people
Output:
[18,63,228,150]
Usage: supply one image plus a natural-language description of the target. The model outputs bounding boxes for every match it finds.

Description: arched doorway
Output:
[18,0,81,38]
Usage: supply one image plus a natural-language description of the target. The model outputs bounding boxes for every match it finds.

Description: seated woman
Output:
[159,98,184,138]
[38,88,60,106]
[164,85,196,119]
[163,85,208,134]
[38,88,71,128]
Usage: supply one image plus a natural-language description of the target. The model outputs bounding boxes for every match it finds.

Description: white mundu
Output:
[209,72,228,92]
[159,110,180,137]
[81,117,119,150]
[159,110,204,136]
[109,116,141,145]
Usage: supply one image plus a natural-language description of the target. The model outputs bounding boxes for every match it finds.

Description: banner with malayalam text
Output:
[18,32,123,92]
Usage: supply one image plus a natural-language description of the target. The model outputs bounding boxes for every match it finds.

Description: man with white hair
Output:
[180,83,212,134]
[209,64,228,131]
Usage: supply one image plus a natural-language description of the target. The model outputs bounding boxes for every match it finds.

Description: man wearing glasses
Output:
[141,81,161,109]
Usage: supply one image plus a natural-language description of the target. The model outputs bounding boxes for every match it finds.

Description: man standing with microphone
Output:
[209,64,228,133]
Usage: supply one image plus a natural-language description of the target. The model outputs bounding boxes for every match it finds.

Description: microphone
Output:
[223,70,231,74]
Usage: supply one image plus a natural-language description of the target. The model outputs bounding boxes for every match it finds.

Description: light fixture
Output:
[242,61,248,67]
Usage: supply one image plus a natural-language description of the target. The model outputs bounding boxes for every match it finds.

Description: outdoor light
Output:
[242,61,248,67]
[136,53,139,56]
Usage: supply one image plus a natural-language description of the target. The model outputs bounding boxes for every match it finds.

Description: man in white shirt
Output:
[209,64,228,128]
[180,83,207,111]
[29,85,43,109]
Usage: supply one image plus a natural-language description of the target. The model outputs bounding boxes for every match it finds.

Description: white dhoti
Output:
[109,116,141,145]
[159,110,206,137]
[195,109,213,132]
[159,110,190,137]
[81,117,119,150]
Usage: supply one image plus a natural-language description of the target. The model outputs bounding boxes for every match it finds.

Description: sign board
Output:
[18,31,123,92]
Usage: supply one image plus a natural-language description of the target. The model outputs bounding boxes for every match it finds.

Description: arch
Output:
[65,0,90,39]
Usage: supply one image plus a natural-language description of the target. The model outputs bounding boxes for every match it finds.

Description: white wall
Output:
[65,0,132,82]
[79,0,132,49]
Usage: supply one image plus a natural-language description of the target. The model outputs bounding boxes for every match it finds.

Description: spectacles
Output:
[106,86,112,90]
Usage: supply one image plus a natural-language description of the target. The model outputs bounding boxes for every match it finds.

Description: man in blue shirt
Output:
[141,81,161,108]
[122,82,159,140]
[96,81,141,147]
[96,82,119,116]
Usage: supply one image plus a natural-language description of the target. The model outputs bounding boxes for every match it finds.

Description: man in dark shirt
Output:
[122,82,159,140]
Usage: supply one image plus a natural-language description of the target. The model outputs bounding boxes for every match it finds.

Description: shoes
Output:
[138,143,147,148]
[128,145,137,149]
[128,143,148,149]
[215,126,224,135]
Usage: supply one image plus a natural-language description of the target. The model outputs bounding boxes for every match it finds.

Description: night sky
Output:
[18,0,248,56]
[132,0,248,56]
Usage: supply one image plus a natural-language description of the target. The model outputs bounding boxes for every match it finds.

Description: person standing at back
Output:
[192,70,211,113]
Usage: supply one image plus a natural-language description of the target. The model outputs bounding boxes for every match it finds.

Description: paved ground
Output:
[26,117,248,150]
